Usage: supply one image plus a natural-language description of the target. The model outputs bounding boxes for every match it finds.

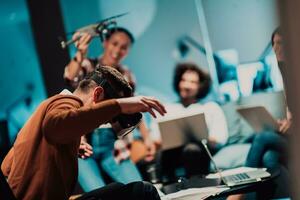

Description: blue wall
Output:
[203,0,278,62]
[0,0,46,141]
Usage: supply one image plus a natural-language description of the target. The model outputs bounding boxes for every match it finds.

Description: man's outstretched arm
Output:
[42,96,166,144]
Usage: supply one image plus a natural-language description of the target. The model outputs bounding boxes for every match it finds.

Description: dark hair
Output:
[271,27,282,46]
[77,79,98,93]
[173,62,211,100]
[101,27,134,44]
[78,66,132,97]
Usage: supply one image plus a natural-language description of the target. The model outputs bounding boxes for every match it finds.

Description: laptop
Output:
[202,140,271,187]
[236,106,279,132]
[221,169,271,187]
[157,112,208,150]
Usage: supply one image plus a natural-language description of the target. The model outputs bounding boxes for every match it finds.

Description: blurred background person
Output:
[228,27,291,200]
[150,62,228,181]
[64,27,135,89]
[245,27,290,170]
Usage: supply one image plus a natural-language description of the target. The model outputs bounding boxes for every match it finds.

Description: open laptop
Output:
[202,140,271,187]
[236,106,279,132]
[157,112,208,150]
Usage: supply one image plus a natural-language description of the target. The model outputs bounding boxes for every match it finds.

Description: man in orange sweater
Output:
[1,66,166,200]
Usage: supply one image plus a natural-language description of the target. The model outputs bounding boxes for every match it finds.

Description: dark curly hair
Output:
[100,27,134,44]
[173,63,211,100]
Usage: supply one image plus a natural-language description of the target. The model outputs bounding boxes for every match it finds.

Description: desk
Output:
[161,168,281,199]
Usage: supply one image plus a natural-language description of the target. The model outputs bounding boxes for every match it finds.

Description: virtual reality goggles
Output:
[89,71,142,138]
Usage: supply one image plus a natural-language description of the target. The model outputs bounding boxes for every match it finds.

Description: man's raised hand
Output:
[116,96,166,118]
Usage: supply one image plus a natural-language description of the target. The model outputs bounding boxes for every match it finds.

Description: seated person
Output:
[227,27,291,200]
[245,27,290,169]
[150,62,229,179]
[64,27,156,190]
[212,27,290,170]
[1,67,166,200]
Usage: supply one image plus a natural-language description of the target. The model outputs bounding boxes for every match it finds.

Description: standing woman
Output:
[64,27,136,90]
[64,27,156,191]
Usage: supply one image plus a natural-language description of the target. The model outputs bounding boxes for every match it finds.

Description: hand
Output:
[78,136,93,159]
[143,137,156,162]
[277,118,291,134]
[116,96,167,118]
[73,32,92,60]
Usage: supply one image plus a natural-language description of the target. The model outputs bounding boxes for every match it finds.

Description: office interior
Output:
[1,0,299,199]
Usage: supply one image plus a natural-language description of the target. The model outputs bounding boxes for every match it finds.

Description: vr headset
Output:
[89,72,142,138]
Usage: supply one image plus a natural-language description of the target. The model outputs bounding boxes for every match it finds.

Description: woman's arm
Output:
[64,32,92,81]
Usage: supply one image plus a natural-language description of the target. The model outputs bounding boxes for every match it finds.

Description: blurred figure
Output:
[150,63,229,180]
[64,27,156,191]
[245,27,290,169]
[228,27,291,200]
[64,27,135,89]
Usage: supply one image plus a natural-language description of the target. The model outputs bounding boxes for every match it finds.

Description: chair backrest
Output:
[0,169,16,200]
